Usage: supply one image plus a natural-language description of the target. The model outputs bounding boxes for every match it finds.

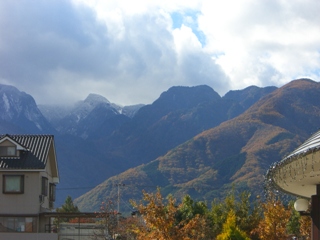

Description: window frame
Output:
[41,177,48,196]
[0,216,37,232]
[3,175,24,194]
[0,146,16,156]
[49,183,56,202]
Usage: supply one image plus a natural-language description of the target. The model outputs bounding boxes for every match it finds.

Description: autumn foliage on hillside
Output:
[75,80,320,214]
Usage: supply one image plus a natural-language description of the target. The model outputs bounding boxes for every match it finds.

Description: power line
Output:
[56,186,97,191]
[56,184,219,191]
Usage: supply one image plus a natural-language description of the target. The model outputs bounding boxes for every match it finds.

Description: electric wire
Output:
[56,184,219,191]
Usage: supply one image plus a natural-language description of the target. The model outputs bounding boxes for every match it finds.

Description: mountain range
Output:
[0,79,318,212]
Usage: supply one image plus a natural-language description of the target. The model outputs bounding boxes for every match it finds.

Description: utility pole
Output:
[116,183,125,227]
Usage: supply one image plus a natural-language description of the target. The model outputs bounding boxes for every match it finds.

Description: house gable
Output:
[0,135,59,179]
[0,136,27,158]
[0,136,27,151]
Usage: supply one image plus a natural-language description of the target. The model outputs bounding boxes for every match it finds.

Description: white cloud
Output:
[0,0,319,105]
[199,0,320,88]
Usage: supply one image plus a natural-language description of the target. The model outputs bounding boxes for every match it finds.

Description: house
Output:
[0,134,59,240]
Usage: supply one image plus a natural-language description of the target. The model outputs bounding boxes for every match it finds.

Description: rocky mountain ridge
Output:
[0,81,284,207]
[74,79,320,212]
[0,84,55,134]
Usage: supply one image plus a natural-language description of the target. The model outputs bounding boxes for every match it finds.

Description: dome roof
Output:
[267,130,320,198]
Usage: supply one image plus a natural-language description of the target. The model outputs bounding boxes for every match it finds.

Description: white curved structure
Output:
[267,130,320,239]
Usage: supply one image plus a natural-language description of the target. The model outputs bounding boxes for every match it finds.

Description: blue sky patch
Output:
[171,10,206,47]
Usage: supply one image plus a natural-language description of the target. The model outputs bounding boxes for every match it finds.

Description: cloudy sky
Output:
[0,0,319,106]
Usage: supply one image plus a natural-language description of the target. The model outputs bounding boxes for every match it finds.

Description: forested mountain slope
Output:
[75,79,320,212]
[0,82,278,206]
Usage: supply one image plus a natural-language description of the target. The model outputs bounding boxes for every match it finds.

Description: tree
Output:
[253,195,291,240]
[210,189,261,239]
[176,194,213,239]
[216,210,250,240]
[131,189,210,240]
[299,216,311,240]
[57,195,79,213]
[286,202,301,237]
[95,199,119,240]
[175,195,208,223]
[55,195,80,224]
[116,215,144,240]
[287,200,311,240]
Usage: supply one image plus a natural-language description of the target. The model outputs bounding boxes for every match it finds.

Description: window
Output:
[41,177,48,196]
[3,175,24,193]
[0,217,37,232]
[0,146,16,156]
[49,183,56,202]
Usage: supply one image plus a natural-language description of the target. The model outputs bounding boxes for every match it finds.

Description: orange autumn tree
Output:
[131,189,209,240]
[299,216,311,240]
[253,195,291,240]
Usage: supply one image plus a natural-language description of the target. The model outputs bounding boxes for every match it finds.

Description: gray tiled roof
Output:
[0,134,54,170]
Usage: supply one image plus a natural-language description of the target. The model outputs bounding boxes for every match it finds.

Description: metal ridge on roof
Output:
[282,130,320,161]
[265,128,320,198]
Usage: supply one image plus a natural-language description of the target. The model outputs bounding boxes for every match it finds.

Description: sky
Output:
[0,0,319,106]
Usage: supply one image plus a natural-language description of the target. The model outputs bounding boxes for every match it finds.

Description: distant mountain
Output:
[74,79,320,212]
[55,94,123,139]
[40,94,144,140]
[92,85,277,171]
[0,82,278,207]
[121,104,145,118]
[222,85,277,118]
[0,84,55,134]
[38,104,73,126]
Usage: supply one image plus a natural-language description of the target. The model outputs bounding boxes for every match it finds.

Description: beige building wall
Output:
[0,156,57,214]
[0,171,57,214]
[0,171,42,214]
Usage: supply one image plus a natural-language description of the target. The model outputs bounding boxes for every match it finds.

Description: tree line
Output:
[56,189,311,240]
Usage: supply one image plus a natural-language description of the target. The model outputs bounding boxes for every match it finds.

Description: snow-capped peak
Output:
[84,93,110,106]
